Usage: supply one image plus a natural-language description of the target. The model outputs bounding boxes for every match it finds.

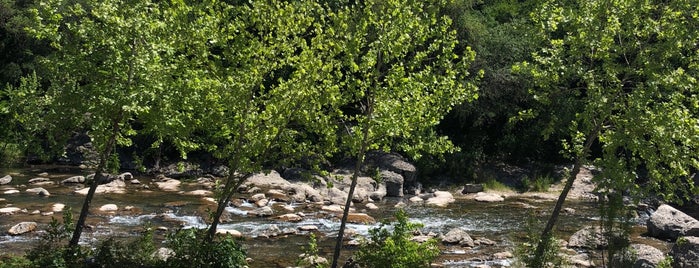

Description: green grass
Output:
[482,178,511,191]
[0,143,24,167]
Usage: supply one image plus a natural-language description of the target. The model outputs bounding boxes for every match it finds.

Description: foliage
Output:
[325,0,480,264]
[163,228,247,268]
[514,213,565,267]
[354,209,439,268]
[0,255,32,268]
[25,208,91,268]
[522,175,554,192]
[92,226,158,268]
[296,233,328,268]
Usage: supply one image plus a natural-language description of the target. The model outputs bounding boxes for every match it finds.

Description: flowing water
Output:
[0,166,659,267]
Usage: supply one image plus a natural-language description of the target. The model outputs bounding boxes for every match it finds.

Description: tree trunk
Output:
[69,115,122,248]
[206,173,249,240]
[532,126,600,266]
[331,149,367,268]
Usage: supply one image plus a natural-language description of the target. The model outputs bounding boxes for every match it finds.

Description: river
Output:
[0,165,660,267]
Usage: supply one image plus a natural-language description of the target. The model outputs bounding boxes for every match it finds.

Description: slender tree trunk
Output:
[206,173,249,240]
[69,114,122,248]
[532,126,600,266]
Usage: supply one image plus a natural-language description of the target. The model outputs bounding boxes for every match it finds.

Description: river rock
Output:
[244,171,290,189]
[8,222,37,235]
[3,189,19,194]
[670,236,699,268]
[52,203,66,212]
[299,254,328,267]
[611,244,665,268]
[155,179,181,191]
[258,224,282,238]
[74,178,127,195]
[118,172,133,181]
[250,193,266,202]
[409,195,424,204]
[462,184,484,194]
[185,190,212,196]
[347,213,376,224]
[647,204,699,240]
[474,192,505,202]
[366,151,417,184]
[322,205,345,213]
[426,191,455,207]
[61,176,85,184]
[99,204,118,212]
[328,187,348,205]
[568,226,607,249]
[250,206,274,217]
[369,184,387,201]
[299,225,318,231]
[365,203,379,210]
[442,228,475,247]
[267,189,290,202]
[0,175,11,185]
[255,198,269,207]
[0,207,21,214]
[380,170,404,197]
[28,177,53,186]
[26,187,50,196]
[216,229,242,237]
[276,213,303,222]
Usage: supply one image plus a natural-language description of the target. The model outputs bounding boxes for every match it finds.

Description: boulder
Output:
[244,171,290,189]
[74,180,126,195]
[474,192,505,202]
[184,190,212,196]
[61,176,85,184]
[3,189,19,194]
[266,189,290,202]
[365,203,379,210]
[26,187,50,196]
[0,207,21,214]
[118,172,133,181]
[249,206,274,217]
[28,177,53,185]
[99,204,118,212]
[8,222,37,235]
[426,191,455,207]
[647,204,699,240]
[0,175,11,185]
[250,193,266,202]
[346,213,376,224]
[380,170,404,197]
[366,151,417,184]
[369,184,387,201]
[155,179,181,191]
[409,195,424,204]
[442,228,475,247]
[328,187,348,205]
[462,184,484,194]
[52,203,66,212]
[258,224,282,238]
[276,213,303,222]
[216,229,242,237]
[670,236,699,268]
[568,226,607,249]
[611,244,665,268]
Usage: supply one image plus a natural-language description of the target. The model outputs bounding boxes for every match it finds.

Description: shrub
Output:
[163,228,247,268]
[92,226,159,268]
[26,207,91,268]
[0,255,32,268]
[353,209,439,268]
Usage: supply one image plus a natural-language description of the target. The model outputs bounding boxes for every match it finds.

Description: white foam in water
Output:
[443,259,513,267]
[225,206,249,216]
[162,213,207,228]
[109,214,157,225]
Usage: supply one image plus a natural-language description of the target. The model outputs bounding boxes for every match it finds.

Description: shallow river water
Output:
[0,166,665,267]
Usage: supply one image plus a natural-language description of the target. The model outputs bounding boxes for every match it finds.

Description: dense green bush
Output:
[163,228,247,268]
[354,209,439,268]
[92,226,159,268]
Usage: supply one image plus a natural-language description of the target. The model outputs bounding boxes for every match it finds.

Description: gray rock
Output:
[61,176,85,184]
[250,206,274,217]
[28,177,51,184]
[442,228,475,247]
[670,236,699,268]
[568,226,607,249]
[258,224,282,238]
[0,175,11,185]
[26,187,50,197]
[380,170,404,197]
[462,184,484,194]
[611,244,665,268]
[474,192,505,202]
[647,204,699,240]
[8,222,37,235]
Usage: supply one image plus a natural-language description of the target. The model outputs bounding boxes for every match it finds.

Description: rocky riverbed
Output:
[1,164,693,267]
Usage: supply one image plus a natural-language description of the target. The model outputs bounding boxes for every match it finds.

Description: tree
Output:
[160,0,342,240]
[515,0,699,265]
[26,0,181,248]
[322,0,479,266]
